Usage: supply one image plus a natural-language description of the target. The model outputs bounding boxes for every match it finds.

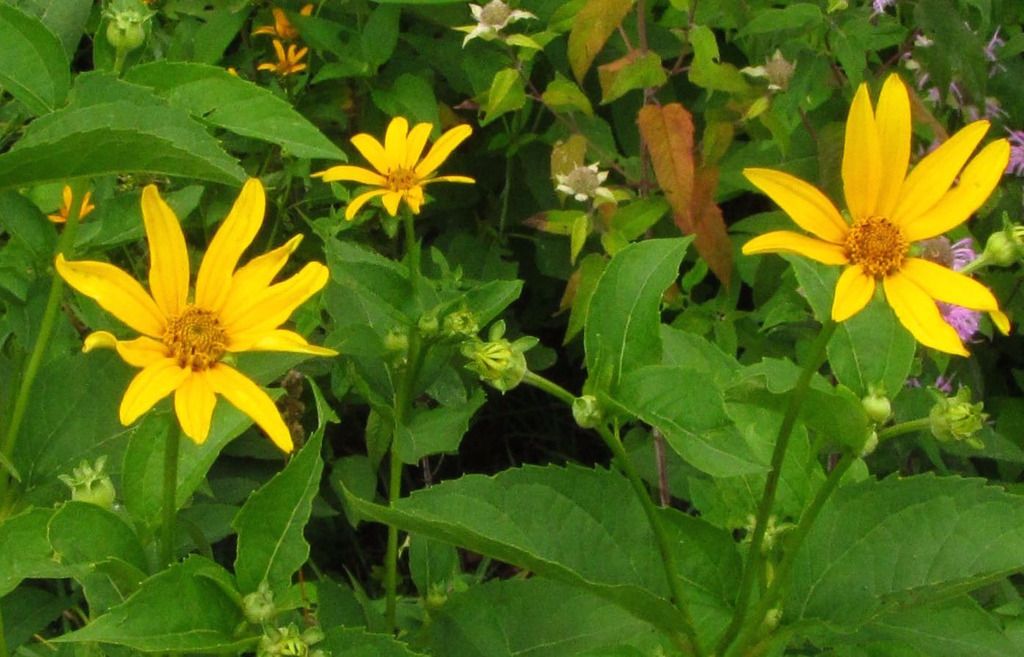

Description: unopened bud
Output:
[572,395,603,428]
[929,387,987,449]
[461,321,537,392]
[383,329,409,353]
[58,457,116,510]
[861,385,892,424]
[104,0,152,53]
[981,227,1023,267]
[443,309,479,339]
[418,312,439,337]
[242,582,276,625]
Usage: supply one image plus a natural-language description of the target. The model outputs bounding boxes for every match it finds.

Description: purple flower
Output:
[1007,129,1024,176]
[950,238,976,271]
[985,27,1004,63]
[940,303,981,342]
[934,376,955,394]
[872,0,896,15]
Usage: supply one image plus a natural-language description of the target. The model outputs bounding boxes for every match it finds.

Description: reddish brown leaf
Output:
[687,166,733,287]
[567,0,635,83]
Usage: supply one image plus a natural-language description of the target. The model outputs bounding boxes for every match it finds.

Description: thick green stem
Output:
[716,320,837,656]
[160,426,181,567]
[878,418,931,442]
[724,451,857,657]
[402,209,420,293]
[0,185,84,511]
[522,372,704,657]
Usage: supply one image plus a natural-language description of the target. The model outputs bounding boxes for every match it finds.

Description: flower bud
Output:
[242,582,276,625]
[443,309,479,339]
[929,387,987,449]
[981,228,1022,267]
[104,0,152,53]
[383,329,409,353]
[572,395,603,429]
[58,456,116,510]
[461,321,537,392]
[861,385,892,424]
[257,623,323,657]
[418,312,440,337]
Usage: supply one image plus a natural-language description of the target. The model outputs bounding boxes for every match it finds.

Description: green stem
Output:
[716,320,837,656]
[0,602,7,657]
[160,426,181,567]
[522,372,704,657]
[402,209,420,292]
[878,418,931,442]
[113,48,127,77]
[725,451,857,657]
[0,184,85,512]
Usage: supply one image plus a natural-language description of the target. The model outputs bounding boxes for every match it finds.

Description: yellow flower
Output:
[48,185,95,224]
[313,116,474,220]
[55,179,336,452]
[742,74,1010,356]
[253,4,313,41]
[257,39,308,77]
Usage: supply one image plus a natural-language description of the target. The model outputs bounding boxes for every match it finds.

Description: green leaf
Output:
[48,502,148,575]
[124,62,344,160]
[361,5,400,69]
[482,68,527,126]
[55,556,248,652]
[740,3,822,36]
[320,628,426,657]
[0,190,55,262]
[408,535,458,597]
[0,3,69,115]
[342,464,738,639]
[565,254,606,344]
[542,74,595,116]
[233,430,324,594]
[10,0,92,58]
[612,365,767,478]
[426,578,662,657]
[584,238,688,393]
[0,100,246,188]
[395,390,486,464]
[598,51,667,104]
[567,0,635,82]
[0,507,67,597]
[688,25,751,94]
[1,586,69,654]
[787,475,1024,628]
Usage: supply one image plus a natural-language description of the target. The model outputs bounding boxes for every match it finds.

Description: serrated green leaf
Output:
[55,556,248,652]
[124,62,344,160]
[395,390,486,464]
[740,3,822,36]
[787,475,1024,627]
[320,628,426,657]
[584,238,688,393]
[0,190,55,262]
[482,68,527,126]
[233,430,324,594]
[0,100,245,188]
[11,0,91,58]
[342,464,738,640]
[598,51,667,104]
[542,74,594,116]
[688,25,751,94]
[0,3,69,115]
[1,586,69,654]
[0,507,67,597]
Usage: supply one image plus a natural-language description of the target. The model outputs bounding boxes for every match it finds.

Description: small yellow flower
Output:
[257,39,308,77]
[742,74,1010,356]
[56,179,336,452]
[48,185,95,224]
[313,117,474,220]
[253,4,313,41]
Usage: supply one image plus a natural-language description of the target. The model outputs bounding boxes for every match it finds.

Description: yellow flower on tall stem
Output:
[253,4,313,41]
[313,116,475,220]
[56,179,336,452]
[48,185,95,224]
[257,39,308,77]
[742,74,1011,356]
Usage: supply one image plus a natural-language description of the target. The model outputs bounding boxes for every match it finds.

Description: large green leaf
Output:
[427,578,662,657]
[48,502,147,575]
[55,556,248,652]
[343,464,738,641]
[233,429,324,594]
[787,475,1024,627]
[0,100,246,188]
[0,3,69,115]
[124,62,344,160]
[395,390,486,464]
[584,238,688,393]
[10,0,92,57]
[0,507,67,597]
[320,628,426,657]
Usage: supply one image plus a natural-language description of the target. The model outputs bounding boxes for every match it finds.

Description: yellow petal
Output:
[382,191,404,216]
[902,139,1010,242]
[842,81,883,221]
[423,175,476,185]
[404,122,433,168]
[195,178,265,312]
[230,328,338,356]
[120,359,190,425]
[61,185,73,211]
[898,258,1003,312]
[350,133,392,174]
[272,39,286,61]
[741,231,849,265]
[56,254,166,337]
[207,363,292,452]
[345,188,388,220]
[221,262,329,337]
[220,235,303,322]
[404,186,424,214]
[312,165,386,186]
[991,309,1011,335]
[84,331,169,367]
[892,120,990,226]
[874,75,911,218]
[141,185,190,318]
[743,168,848,243]
[415,124,472,178]
[831,264,876,322]
[174,371,217,445]
[384,117,410,170]
[883,273,968,356]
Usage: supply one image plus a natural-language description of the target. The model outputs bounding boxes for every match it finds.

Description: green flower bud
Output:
[418,312,440,337]
[861,385,892,424]
[257,623,320,657]
[383,329,409,353]
[442,309,479,339]
[103,0,152,53]
[572,395,603,429]
[460,321,537,393]
[425,583,448,611]
[242,582,276,625]
[981,229,1020,267]
[929,387,987,449]
[58,456,116,510]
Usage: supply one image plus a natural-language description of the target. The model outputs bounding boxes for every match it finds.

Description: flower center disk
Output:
[387,167,418,192]
[164,306,228,370]
[845,216,907,277]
